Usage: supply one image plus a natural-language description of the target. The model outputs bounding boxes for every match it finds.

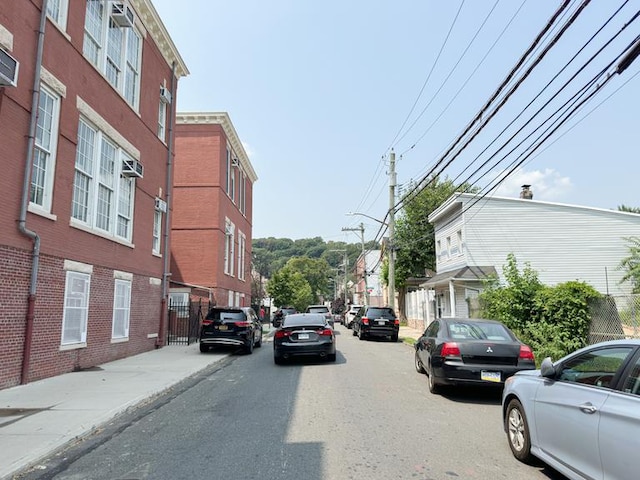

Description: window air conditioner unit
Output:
[155,197,167,213]
[159,86,172,104]
[122,159,144,178]
[0,48,19,87]
[111,1,135,28]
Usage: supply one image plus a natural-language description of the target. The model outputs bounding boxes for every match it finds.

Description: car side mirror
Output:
[540,357,556,378]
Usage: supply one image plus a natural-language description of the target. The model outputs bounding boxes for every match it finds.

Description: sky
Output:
[151,0,640,243]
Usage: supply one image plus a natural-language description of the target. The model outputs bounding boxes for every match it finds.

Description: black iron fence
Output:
[167,299,213,345]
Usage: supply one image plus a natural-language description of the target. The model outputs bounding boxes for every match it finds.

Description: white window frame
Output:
[226,148,232,195]
[72,118,136,243]
[30,84,60,212]
[153,210,162,255]
[457,230,464,256]
[112,278,131,340]
[224,219,235,276]
[446,236,451,259]
[61,271,90,346]
[83,0,142,109]
[239,170,246,214]
[47,0,69,30]
[157,100,167,142]
[238,231,246,281]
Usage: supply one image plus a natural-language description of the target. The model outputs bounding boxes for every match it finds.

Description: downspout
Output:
[17,0,48,384]
[158,61,177,347]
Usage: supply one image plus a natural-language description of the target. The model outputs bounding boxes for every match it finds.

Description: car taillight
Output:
[394,319,400,325]
[275,330,291,339]
[519,345,535,361]
[202,319,213,326]
[362,317,369,325]
[234,321,251,327]
[441,342,460,357]
[318,328,333,336]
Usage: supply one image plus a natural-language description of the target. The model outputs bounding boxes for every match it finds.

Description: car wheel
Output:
[506,399,533,463]
[414,351,425,374]
[352,327,358,336]
[358,328,366,341]
[274,356,283,365]
[199,343,208,353]
[327,353,336,362]
[245,337,254,354]
[391,333,399,342]
[427,365,440,394]
[255,333,263,348]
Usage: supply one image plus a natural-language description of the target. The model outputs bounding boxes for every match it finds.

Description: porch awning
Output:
[420,266,497,288]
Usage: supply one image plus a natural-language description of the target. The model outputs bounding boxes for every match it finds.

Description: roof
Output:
[421,266,497,287]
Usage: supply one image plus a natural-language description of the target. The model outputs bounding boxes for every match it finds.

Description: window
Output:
[622,357,640,396]
[446,236,451,259]
[457,230,463,255]
[557,347,634,388]
[83,0,141,109]
[72,119,136,242]
[30,85,60,211]
[224,219,235,276]
[230,162,236,203]
[153,210,162,254]
[436,240,441,258]
[62,271,90,345]
[157,100,167,142]
[238,231,246,281]
[239,171,246,214]
[47,0,68,29]
[112,279,131,339]
[226,148,231,194]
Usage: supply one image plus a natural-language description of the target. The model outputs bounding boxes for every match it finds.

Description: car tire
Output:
[352,327,358,336]
[427,365,440,394]
[199,343,208,353]
[391,333,399,342]
[274,356,283,365]
[358,328,366,341]
[414,351,425,374]
[327,353,336,362]
[255,333,263,348]
[245,337,254,355]
[506,399,534,463]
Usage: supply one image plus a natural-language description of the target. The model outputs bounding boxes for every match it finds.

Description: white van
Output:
[344,304,363,329]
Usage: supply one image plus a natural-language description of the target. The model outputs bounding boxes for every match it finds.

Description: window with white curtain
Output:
[61,271,90,345]
[112,279,131,339]
[224,219,235,276]
[238,231,246,281]
[47,0,68,30]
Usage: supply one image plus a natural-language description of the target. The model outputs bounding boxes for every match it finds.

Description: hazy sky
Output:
[152,0,640,242]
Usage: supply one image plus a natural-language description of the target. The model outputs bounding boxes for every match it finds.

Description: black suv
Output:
[352,306,399,342]
[199,307,263,354]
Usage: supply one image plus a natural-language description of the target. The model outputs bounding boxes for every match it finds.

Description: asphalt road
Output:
[17,325,567,480]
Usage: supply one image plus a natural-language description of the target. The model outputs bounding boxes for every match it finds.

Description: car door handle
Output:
[578,402,598,414]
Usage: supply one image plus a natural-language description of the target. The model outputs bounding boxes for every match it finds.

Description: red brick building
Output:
[0,0,188,389]
[171,113,257,308]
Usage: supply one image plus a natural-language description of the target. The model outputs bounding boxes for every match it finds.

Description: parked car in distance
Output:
[502,339,640,480]
[273,313,336,364]
[352,306,399,341]
[305,304,334,327]
[343,304,363,328]
[199,306,263,354]
[414,318,535,394]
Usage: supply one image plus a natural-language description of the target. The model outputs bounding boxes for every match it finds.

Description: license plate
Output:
[217,325,228,331]
[481,371,501,382]
[298,333,309,340]
[377,320,386,325]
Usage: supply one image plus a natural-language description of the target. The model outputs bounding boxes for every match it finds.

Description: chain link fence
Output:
[589,295,640,344]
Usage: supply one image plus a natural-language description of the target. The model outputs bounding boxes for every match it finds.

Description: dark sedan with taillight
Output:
[199,306,263,354]
[273,313,336,364]
[414,318,535,394]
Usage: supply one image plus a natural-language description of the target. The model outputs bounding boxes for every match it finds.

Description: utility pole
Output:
[388,150,396,311]
[329,249,349,305]
[342,223,369,305]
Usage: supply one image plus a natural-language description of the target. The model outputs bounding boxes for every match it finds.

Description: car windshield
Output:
[205,309,246,321]
[307,307,329,313]
[448,321,512,341]
[366,307,395,317]
[284,314,326,327]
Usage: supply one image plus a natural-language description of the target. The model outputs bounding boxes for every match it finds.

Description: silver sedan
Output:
[502,339,640,480]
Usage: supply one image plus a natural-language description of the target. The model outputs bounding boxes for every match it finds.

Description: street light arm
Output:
[346,212,388,226]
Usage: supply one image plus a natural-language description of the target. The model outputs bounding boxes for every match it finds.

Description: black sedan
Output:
[414,318,535,394]
[273,313,336,364]
[199,306,263,354]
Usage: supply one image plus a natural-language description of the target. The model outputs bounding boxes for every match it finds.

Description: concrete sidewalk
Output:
[0,324,423,479]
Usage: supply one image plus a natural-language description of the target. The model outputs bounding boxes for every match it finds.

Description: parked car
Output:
[352,306,399,341]
[343,304,363,328]
[414,318,535,394]
[199,307,263,354]
[502,339,640,480]
[273,313,336,364]
[272,306,297,328]
[305,304,334,328]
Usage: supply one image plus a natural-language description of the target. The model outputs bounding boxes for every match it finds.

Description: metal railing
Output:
[589,294,640,344]
[167,299,213,345]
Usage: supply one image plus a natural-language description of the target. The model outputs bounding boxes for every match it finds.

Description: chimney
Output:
[520,184,533,200]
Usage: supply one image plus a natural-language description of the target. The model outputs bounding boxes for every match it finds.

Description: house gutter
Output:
[17,0,48,384]
[158,61,177,347]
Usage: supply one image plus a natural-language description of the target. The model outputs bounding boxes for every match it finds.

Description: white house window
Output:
[72,118,135,242]
[457,230,463,256]
[226,148,231,194]
[30,85,60,211]
[83,0,141,109]
[152,210,162,254]
[238,231,246,281]
[112,279,131,339]
[61,271,90,345]
[436,239,442,259]
[230,162,236,203]
[224,219,235,276]
[446,236,452,259]
[239,171,246,214]
[47,0,68,29]
[157,100,167,141]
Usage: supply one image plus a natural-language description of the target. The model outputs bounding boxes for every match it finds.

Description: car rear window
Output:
[205,309,246,321]
[448,321,512,341]
[366,307,395,318]
[284,314,326,327]
[307,307,329,313]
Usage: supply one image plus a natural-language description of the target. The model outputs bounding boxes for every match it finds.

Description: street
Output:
[17,325,566,480]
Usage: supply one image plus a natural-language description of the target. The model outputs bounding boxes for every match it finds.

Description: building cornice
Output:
[131,0,189,78]
[176,112,258,182]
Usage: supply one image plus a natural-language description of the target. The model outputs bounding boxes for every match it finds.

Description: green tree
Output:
[618,205,640,214]
[285,257,332,302]
[266,268,313,311]
[618,236,640,293]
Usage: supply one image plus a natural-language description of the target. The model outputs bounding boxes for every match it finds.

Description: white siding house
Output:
[422,190,640,321]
